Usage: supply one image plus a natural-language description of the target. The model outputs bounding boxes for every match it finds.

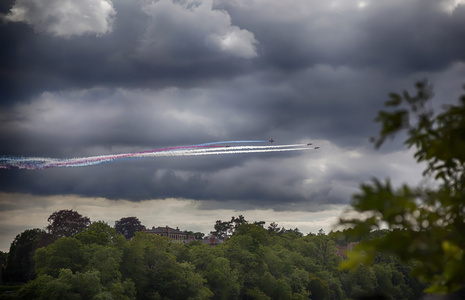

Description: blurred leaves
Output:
[341,81,465,294]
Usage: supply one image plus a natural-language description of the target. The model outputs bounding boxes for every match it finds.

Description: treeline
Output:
[1,210,426,299]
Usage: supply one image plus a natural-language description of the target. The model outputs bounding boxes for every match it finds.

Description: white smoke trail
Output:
[133,145,316,158]
[1,143,319,169]
[166,147,315,156]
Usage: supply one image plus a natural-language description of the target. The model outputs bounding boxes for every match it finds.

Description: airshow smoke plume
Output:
[0,140,319,170]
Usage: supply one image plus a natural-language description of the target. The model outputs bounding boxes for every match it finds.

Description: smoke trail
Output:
[135,144,308,155]
[144,147,315,157]
[196,140,269,146]
[0,141,319,170]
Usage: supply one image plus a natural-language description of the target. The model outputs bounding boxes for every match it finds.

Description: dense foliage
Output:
[340,82,465,294]
[46,210,91,239]
[3,219,425,299]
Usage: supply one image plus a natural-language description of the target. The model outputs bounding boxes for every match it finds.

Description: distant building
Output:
[336,242,359,259]
[336,245,346,258]
[347,241,358,251]
[144,226,227,246]
[145,226,187,242]
[183,235,197,244]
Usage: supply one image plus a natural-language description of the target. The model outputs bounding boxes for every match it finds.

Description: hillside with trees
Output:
[1,211,425,299]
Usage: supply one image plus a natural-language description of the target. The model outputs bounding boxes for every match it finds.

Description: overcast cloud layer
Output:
[1,0,465,250]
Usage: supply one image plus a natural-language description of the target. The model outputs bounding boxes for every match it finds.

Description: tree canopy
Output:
[46,209,91,239]
[7,219,424,299]
[114,217,145,240]
[3,228,44,283]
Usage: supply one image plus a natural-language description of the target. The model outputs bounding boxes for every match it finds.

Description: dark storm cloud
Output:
[0,0,258,105]
[215,0,465,72]
[2,0,465,105]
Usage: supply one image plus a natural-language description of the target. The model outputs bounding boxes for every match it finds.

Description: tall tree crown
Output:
[47,209,91,238]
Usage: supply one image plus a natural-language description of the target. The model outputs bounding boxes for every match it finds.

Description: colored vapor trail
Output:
[0,140,319,170]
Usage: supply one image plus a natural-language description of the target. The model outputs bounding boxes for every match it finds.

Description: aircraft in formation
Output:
[268,139,318,149]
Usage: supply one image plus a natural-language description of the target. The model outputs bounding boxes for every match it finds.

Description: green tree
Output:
[204,257,240,300]
[188,243,219,272]
[76,221,126,247]
[257,271,292,300]
[23,229,134,299]
[311,234,340,272]
[372,263,413,300]
[46,209,91,239]
[40,269,104,300]
[35,237,85,277]
[184,230,205,240]
[289,268,311,298]
[294,234,340,273]
[115,217,145,240]
[211,215,249,238]
[245,287,271,300]
[194,231,205,240]
[340,81,465,293]
[121,232,212,300]
[19,268,135,300]
[3,228,44,282]
[267,222,280,234]
[211,220,232,239]
[82,244,123,287]
[307,276,330,300]
[0,251,6,282]
[17,273,54,299]
[234,223,270,250]
[230,215,248,230]
[341,265,377,298]
[317,270,345,300]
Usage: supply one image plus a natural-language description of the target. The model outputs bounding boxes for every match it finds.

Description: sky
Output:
[1,0,465,251]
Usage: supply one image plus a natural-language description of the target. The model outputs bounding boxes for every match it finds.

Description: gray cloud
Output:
[0,0,257,105]
[2,0,464,105]
[137,0,258,60]
[3,0,116,37]
[215,0,465,72]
